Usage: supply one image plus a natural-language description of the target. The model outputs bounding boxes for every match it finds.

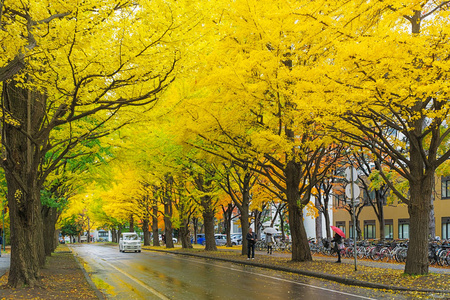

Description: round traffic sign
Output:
[345,167,358,182]
[345,183,360,200]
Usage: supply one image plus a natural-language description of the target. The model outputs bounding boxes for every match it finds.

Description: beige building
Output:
[333,176,450,241]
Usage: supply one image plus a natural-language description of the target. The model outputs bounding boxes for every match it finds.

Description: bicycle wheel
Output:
[255,241,262,251]
[444,251,450,266]
[286,242,292,253]
[379,248,390,262]
[357,247,365,259]
[397,248,408,262]
[345,246,353,258]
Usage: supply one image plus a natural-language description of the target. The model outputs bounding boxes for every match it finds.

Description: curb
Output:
[69,247,107,300]
[143,247,450,295]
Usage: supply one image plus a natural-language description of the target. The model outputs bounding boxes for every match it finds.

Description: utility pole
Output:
[345,166,360,271]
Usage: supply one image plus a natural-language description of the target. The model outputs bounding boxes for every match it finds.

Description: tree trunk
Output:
[6,184,45,287]
[164,200,174,249]
[285,159,312,262]
[42,206,58,256]
[87,217,91,243]
[406,183,432,275]
[222,203,233,247]
[429,192,435,239]
[315,198,323,241]
[404,144,433,275]
[239,203,249,255]
[162,177,174,248]
[288,201,312,261]
[129,214,134,232]
[323,208,331,239]
[354,210,362,241]
[193,217,198,244]
[253,209,263,239]
[194,173,218,251]
[152,205,160,246]
[280,211,286,241]
[142,218,150,246]
[231,171,251,256]
[378,197,385,241]
[117,224,123,243]
[111,228,117,243]
[203,206,217,251]
[2,80,46,287]
[180,219,193,249]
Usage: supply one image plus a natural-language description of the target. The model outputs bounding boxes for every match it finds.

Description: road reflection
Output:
[71,244,420,300]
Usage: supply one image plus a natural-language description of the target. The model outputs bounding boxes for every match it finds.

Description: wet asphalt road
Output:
[70,243,419,300]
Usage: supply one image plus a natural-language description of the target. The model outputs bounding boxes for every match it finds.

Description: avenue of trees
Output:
[0,0,449,287]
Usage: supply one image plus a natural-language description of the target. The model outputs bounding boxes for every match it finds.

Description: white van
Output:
[119,232,141,253]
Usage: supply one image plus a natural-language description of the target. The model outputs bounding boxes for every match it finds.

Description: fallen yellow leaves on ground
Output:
[0,244,98,299]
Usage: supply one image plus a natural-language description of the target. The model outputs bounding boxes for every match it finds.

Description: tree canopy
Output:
[2,1,450,286]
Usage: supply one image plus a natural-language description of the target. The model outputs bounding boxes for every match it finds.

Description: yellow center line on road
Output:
[100,259,170,300]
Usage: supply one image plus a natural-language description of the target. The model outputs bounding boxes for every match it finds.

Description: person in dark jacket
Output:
[332,232,342,263]
[246,228,257,259]
[266,233,274,255]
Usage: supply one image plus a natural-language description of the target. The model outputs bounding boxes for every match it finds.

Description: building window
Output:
[364,220,376,239]
[98,231,108,237]
[442,177,450,199]
[349,221,359,239]
[384,219,393,239]
[336,221,345,236]
[442,217,450,240]
[398,219,409,239]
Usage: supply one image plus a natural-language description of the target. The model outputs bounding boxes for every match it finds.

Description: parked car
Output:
[190,234,206,245]
[214,234,227,246]
[159,235,178,244]
[119,232,141,253]
[230,234,242,246]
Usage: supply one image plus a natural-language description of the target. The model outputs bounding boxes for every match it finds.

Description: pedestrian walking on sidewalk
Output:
[266,233,274,255]
[246,228,257,259]
[332,232,342,263]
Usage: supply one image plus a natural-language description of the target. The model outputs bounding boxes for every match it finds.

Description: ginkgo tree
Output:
[302,1,450,275]
[169,0,344,262]
[0,0,206,287]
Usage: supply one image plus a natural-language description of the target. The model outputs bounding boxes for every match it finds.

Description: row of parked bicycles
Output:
[254,238,292,252]
[309,238,450,267]
[253,237,450,267]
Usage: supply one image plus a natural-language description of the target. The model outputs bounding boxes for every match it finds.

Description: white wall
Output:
[303,197,333,240]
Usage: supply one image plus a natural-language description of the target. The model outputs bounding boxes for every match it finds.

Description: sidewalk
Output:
[263,250,449,274]
[0,248,10,278]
